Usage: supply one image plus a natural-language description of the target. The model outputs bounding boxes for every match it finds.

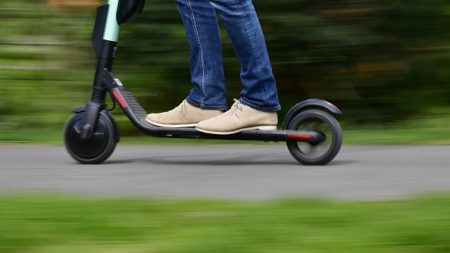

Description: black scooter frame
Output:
[78,2,341,146]
[106,70,339,143]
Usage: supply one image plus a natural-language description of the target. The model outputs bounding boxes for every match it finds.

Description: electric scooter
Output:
[64,0,343,165]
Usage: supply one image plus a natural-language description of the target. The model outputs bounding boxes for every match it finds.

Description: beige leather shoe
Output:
[196,99,278,135]
[146,100,222,128]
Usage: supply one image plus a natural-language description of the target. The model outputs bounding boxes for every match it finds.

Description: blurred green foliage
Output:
[1,0,449,140]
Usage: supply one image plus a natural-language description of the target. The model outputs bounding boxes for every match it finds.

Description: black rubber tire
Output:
[64,111,118,164]
[286,109,342,165]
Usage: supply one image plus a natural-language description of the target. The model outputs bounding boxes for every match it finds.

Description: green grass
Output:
[0,106,449,145]
[340,107,450,145]
[1,117,449,145]
[0,194,449,253]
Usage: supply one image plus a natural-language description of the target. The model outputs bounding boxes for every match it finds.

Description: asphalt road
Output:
[0,144,449,200]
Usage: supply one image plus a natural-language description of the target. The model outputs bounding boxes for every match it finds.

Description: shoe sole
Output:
[145,117,197,128]
[195,125,277,135]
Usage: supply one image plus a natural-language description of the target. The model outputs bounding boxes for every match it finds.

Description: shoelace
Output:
[180,100,186,113]
[167,100,186,116]
[229,99,243,120]
[232,99,243,112]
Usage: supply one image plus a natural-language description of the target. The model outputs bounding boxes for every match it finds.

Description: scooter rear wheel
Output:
[286,109,342,165]
[64,111,118,164]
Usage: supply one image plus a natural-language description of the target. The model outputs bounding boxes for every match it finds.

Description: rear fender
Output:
[282,99,342,129]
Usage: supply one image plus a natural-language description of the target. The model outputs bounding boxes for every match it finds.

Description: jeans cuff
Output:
[239,97,281,112]
[186,97,228,111]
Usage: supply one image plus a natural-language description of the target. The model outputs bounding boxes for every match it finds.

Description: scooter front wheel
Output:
[285,109,342,165]
[64,111,118,164]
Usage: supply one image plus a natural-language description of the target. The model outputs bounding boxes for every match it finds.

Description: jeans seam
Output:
[234,0,269,106]
[187,0,205,107]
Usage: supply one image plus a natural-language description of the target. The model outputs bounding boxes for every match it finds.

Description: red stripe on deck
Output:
[287,133,313,140]
[112,89,127,109]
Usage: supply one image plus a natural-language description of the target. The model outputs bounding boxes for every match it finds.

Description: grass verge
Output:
[1,108,449,145]
[0,194,449,253]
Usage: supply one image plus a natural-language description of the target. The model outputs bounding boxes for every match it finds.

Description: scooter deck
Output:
[111,87,323,143]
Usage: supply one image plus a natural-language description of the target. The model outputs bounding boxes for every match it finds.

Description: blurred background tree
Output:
[1,0,449,141]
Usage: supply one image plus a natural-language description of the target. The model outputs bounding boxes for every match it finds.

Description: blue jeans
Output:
[176,0,281,112]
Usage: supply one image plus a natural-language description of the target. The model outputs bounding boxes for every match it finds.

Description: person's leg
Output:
[211,0,280,112]
[196,0,280,135]
[146,0,226,127]
[177,0,227,110]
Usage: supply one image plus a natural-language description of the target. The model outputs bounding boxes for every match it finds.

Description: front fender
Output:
[282,99,342,129]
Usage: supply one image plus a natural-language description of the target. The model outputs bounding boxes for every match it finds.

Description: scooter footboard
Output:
[106,71,325,143]
[110,87,156,130]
